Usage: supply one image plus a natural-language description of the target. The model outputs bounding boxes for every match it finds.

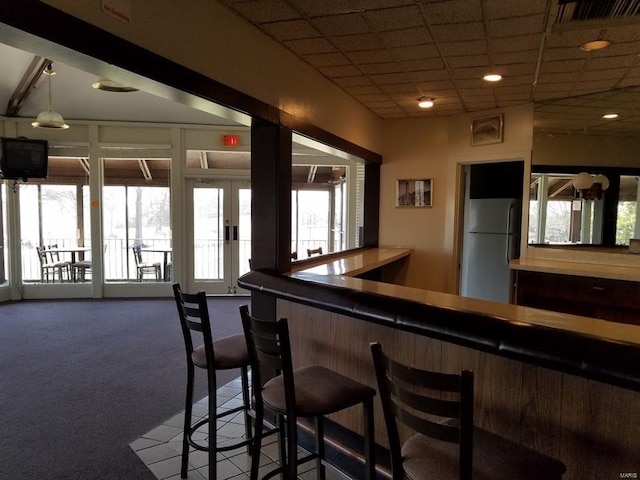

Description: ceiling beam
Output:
[5,55,50,117]
[138,159,152,181]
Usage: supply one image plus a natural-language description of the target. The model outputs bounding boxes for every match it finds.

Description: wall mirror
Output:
[530,87,640,248]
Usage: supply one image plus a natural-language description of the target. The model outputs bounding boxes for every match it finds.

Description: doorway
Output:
[459,160,524,303]
[186,179,251,294]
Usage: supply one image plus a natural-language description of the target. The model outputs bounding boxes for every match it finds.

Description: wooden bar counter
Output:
[238,247,640,480]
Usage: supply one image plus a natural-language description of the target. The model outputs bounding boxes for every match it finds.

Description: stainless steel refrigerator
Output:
[460,198,520,303]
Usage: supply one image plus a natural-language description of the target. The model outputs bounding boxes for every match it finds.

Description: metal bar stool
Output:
[172,283,254,479]
[240,305,376,480]
[370,342,566,480]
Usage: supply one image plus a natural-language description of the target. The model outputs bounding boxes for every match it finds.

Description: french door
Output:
[186,179,251,294]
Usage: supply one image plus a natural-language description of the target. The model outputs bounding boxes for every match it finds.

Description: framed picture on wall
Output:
[471,114,504,146]
[396,178,432,207]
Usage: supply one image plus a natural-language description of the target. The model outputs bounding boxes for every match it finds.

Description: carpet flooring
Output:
[0,296,249,480]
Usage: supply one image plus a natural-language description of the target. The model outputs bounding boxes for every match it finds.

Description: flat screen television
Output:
[0,137,49,180]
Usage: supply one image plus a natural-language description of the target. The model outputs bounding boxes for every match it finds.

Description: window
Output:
[102,156,171,282]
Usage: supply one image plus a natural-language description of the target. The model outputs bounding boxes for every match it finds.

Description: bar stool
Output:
[172,284,254,479]
[240,305,376,480]
[370,342,566,480]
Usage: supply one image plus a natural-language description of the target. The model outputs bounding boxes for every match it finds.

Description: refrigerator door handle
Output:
[506,202,514,264]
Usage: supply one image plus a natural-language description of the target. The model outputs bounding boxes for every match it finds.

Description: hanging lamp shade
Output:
[32,63,69,129]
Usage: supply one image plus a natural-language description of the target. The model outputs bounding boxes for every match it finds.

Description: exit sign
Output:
[222,134,240,147]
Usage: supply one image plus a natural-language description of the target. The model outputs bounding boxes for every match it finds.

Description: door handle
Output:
[233,226,238,241]
[224,225,230,243]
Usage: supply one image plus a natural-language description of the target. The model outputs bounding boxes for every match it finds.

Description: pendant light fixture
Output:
[32,62,69,130]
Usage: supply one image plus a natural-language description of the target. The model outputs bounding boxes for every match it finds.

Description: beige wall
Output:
[42,0,383,154]
[379,117,449,291]
[380,105,534,293]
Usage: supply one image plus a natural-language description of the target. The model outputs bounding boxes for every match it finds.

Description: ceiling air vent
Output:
[556,0,640,23]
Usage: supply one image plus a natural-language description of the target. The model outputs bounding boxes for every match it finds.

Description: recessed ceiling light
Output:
[417,97,434,108]
[580,39,611,51]
[482,73,502,82]
[602,113,618,119]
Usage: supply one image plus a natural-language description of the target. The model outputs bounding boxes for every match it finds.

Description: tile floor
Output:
[130,377,349,480]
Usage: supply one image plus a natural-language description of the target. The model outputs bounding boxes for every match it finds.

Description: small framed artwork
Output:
[471,113,504,146]
[396,178,432,207]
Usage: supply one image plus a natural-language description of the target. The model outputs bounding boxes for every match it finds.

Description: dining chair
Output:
[36,245,70,282]
[132,244,161,281]
[240,305,376,480]
[306,247,323,257]
[370,342,566,480]
[173,283,258,479]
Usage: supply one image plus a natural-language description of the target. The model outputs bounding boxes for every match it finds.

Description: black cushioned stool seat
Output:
[240,305,376,480]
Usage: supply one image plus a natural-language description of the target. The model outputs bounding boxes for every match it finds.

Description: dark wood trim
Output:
[363,163,380,247]
[0,0,381,165]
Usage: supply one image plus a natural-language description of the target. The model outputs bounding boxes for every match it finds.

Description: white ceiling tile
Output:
[360,97,396,106]
[581,68,631,82]
[487,15,546,38]
[400,58,446,71]
[378,27,433,47]
[543,47,589,61]
[423,0,482,24]
[361,62,405,75]
[344,85,384,95]
[586,56,636,70]
[431,22,485,42]
[370,72,413,84]
[439,40,487,57]
[332,76,374,87]
[262,20,319,40]
[230,0,301,23]
[311,14,370,36]
[287,0,354,17]
[284,38,336,54]
[317,64,363,77]
[451,66,487,79]
[363,5,424,31]
[448,55,490,68]
[409,69,452,82]
[493,50,539,65]
[500,63,537,76]
[540,59,586,73]
[304,52,351,67]
[484,0,547,19]
[331,33,385,51]
[490,35,541,53]
[415,80,456,91]
[391,44,440,61]
[378,83,418,93]
[346,50,395,64]
[538,71,582,83]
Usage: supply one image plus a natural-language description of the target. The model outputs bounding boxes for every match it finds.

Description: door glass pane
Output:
[193,187,224,281]
[238,188,251,276]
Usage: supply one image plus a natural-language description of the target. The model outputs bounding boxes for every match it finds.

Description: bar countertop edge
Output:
[238,247,640,393]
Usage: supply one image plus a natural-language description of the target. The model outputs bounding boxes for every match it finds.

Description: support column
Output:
[250,118,292,321]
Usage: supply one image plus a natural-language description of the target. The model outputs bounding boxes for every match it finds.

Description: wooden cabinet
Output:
[515,270,640,326]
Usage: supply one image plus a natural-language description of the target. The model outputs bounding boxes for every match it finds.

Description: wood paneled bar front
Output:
[238,248,640,480]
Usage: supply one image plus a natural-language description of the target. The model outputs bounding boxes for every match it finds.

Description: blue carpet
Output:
[0,296,249,479]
